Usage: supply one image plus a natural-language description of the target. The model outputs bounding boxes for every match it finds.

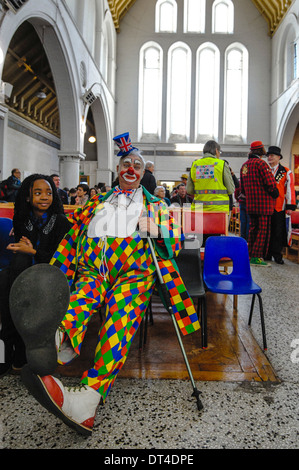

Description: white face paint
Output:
[118,156,144,189]
[121,158,138,183]
[122,173,137,182]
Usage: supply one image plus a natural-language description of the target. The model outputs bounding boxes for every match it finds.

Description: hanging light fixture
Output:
[36,90,47,99]
[88,135,96,143]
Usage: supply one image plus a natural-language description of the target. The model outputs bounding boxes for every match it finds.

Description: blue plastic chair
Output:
[203,236,267,350]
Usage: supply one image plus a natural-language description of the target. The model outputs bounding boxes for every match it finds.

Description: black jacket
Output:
[14,213,72,264]
[3,175,21,202]
[170,194,193,207]
[140,169,156,195]
[58,188,69,205]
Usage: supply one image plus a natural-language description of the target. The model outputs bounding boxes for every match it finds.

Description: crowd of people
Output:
[0,134,297,436]
[0,139,297,269]
[56,181,112,206]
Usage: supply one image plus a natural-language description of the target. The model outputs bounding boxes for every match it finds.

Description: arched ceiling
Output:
[108,0,294,36]
[2,21,60,137]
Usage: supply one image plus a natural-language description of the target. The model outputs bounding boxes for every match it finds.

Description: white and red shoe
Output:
[21,365,101,436]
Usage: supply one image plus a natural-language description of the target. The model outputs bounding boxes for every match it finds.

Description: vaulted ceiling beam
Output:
[250,0,293,36]
[107,0,137,32]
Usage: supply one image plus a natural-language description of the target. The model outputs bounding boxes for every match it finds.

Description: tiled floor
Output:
[0,255,299,450]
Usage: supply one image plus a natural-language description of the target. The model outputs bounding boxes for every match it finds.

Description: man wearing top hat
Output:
[266,146,296,264]
[240,141,278,266]
[16,132,199,436]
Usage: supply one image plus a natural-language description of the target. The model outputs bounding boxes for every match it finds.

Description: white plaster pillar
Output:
[0,104,8,181]
[95,168,113,186]
[58,151,85,189]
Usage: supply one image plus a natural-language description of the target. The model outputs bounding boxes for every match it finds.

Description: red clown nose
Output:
[127,167,135,175]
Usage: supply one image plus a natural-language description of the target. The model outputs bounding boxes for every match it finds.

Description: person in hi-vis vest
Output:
[186,140,235,213]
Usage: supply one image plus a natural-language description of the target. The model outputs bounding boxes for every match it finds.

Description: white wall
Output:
[4,117,60,181]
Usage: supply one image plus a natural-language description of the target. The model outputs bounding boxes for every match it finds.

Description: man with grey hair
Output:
[140,160,156,195]
[17,132,199,437]
[186,139,235,213]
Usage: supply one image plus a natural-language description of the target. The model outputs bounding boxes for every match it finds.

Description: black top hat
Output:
[266,146,283,159]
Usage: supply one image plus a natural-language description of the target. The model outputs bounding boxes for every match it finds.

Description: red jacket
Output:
[240,155,278,215]
[270,163,296,212]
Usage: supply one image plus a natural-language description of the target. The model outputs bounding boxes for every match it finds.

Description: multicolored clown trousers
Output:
[60,233,156,402]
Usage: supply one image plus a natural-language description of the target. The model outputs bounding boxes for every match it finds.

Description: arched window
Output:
[155,0,177,33]
[212,0,234,34]
[285,28,298,87]
[224,43,248,142]
[184,0,206,34]
[167,42,191,141]
[277,24,297,94]
[195,43,220,141]
[138,43,163,140]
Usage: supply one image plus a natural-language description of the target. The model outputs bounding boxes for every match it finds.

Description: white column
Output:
[58,151,85,189]
[0,104,8,180]
[95,168,113,186]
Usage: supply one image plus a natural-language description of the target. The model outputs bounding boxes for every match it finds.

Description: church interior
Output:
[0,0,299,450]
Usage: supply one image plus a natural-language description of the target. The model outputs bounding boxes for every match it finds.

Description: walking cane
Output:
[146,234,204,411]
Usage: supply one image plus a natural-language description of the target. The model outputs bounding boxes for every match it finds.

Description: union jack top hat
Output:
[113,132,138,156]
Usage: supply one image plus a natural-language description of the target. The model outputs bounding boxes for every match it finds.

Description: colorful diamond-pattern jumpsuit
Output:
[60,232,156,402]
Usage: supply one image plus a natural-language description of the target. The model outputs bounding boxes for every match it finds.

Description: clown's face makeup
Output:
[117,155,145,190]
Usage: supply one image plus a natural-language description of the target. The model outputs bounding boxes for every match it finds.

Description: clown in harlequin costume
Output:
[20,132,200,436]
[266,146,296,264]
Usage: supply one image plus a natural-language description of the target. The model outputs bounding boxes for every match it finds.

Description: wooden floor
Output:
[57,292,280,384]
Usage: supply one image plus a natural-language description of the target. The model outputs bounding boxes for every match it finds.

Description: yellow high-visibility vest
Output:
[190,155,229,212]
